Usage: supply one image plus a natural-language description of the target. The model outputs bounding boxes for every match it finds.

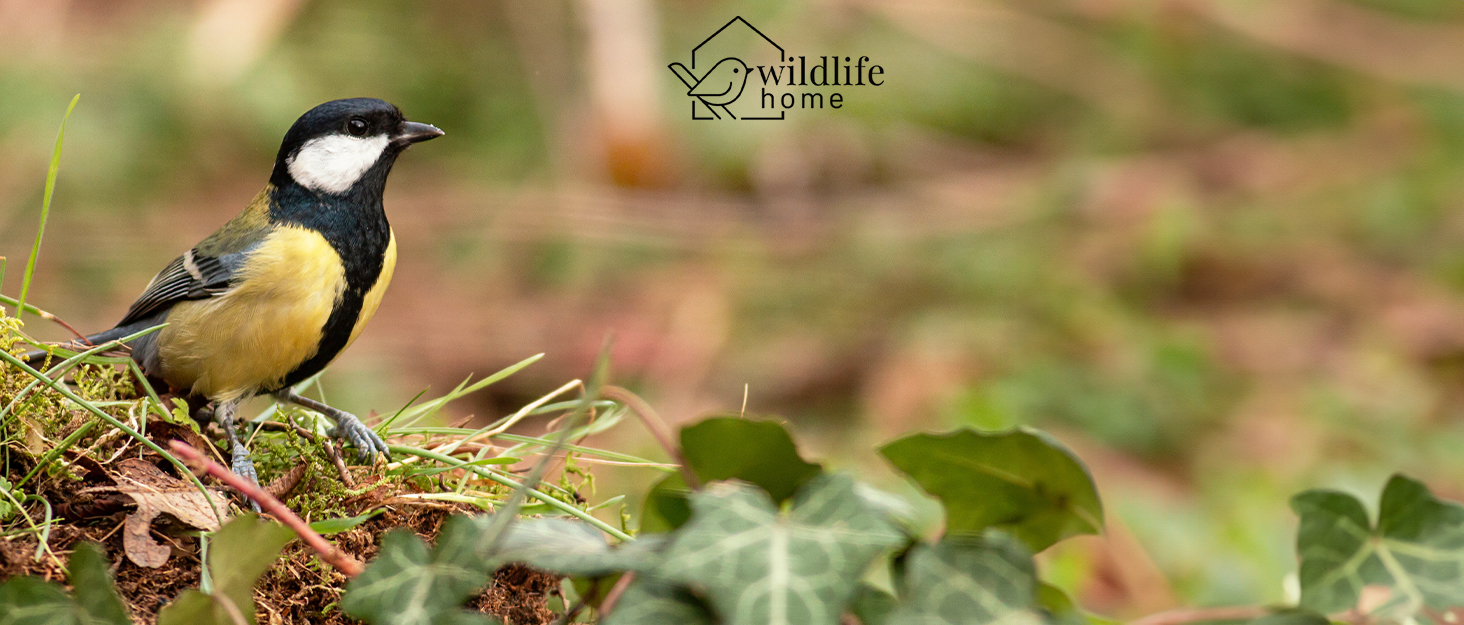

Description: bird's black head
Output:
[270,98,443,196]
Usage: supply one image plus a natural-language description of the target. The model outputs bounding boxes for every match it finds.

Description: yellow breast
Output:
[156,226,346,402]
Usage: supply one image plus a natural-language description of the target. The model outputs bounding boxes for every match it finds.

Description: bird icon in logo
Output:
[668,57,751,120]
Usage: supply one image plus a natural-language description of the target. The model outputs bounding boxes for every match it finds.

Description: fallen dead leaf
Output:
[80,457,230,568]
[265,463,307,500]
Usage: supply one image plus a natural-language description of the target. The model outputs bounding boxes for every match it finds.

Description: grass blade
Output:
[0,349,224,525]
[377,352,544,431]
[387,444,631,542]
[0,323,166,422]
[16,94,80,322]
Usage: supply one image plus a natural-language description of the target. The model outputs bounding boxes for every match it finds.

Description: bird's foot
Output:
[275,390,388,464]
[328,411,389,464]
[212,401,262,512]
[229,441,258,483]
[229,442,262,513]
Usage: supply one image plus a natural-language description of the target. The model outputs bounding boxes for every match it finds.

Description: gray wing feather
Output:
[116,246,253,327]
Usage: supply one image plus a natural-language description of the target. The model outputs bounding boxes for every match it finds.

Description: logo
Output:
[668,16,884,121]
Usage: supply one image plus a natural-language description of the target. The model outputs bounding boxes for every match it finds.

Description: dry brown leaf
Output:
[122,508,171,568]
[85,458,231,568]
[265,463,308,500]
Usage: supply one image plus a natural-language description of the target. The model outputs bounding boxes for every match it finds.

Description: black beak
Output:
[393,121,444,145]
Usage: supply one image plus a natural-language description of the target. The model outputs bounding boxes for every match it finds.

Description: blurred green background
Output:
[7,0,1464,617]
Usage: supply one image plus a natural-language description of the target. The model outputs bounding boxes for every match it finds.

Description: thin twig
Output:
[254,420,356,487]
[552,598,587,625]
[255,420,317,440]
[1131,606,1268,625]
[0,297,91,341]
[322,439,356,488]
[551,578,597,625]
[600,386,699,489]
[599,572,636,615]
[167,440,364,578]
[40,313,88,342]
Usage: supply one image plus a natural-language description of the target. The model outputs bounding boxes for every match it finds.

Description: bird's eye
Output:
[347,118,368,137]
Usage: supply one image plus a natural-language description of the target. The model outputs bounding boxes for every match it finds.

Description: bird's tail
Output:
[15,325,135,366]
[668,63,698,90]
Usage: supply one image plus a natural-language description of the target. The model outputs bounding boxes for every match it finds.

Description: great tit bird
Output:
[20,98,442,483]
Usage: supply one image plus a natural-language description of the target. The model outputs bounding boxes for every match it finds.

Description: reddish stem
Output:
[598,572,636,615]
[168,440,364,578]
[1131,606,1268,625]
[600,386,700,489]
[45,313,89,342]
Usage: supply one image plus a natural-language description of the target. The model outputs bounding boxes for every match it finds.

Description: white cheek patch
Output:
[286,133,390,194]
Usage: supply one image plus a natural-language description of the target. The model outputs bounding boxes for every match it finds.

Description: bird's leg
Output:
[274,390,389,463]
[211,400,261,512]
[211,401,256,481]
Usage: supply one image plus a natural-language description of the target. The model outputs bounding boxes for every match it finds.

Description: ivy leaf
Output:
[1292,473,1464,616]
[152,593,217,625]
[887,533,1043,625]
[441,614,499,625]
[641,417,823,533]
[1037,583,1115,625]
[207,516,296,617]
[0,577,99,625]
[157,514,295,625]
[654,473,905,625]
[854,482,921,539]
[0,477,16,521]
[641,415,825,532]
[68,542,130,625]
[601,578,715,625]
[680,416,823,502]
[639,473,692,533]
[492,518,666,577]
[850,584,897,625]
[1036,583,1079,625]
[342,516,499,625]
[881,428,1102,551]
[1248,610,1331,625]
[0,542,132,625]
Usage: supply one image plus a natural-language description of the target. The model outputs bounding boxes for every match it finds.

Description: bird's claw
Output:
[330,412,389,464]
[273,391,388,465]
[229,442,262,513]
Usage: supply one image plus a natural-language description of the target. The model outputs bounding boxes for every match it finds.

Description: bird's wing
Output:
[115,224,274,328]
[116,190,279,328]
[115,249,242,327]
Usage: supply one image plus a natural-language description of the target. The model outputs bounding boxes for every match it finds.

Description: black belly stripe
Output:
[264,163,394,393]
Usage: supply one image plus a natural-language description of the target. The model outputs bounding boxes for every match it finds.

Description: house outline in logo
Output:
[668,16,786,120]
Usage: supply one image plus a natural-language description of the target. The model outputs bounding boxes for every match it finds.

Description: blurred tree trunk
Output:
[188,0,306,86]
[0,0,70,56]
[576,0,672,188]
